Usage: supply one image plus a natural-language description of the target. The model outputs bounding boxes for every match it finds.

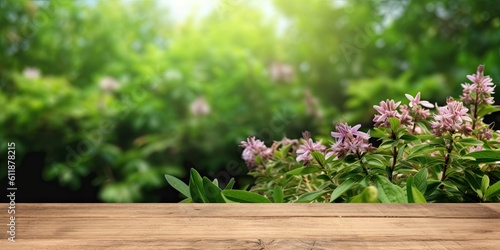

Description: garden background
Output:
[1,0,499,202]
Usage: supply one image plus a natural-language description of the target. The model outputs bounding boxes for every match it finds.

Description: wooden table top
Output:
[1,203,499,249]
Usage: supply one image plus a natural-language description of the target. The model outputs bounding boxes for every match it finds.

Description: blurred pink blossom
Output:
[269,61,294,83]
[99,76,119,92]
[304,89,323,119]
[23,67,40,79]
[190,96,211,116]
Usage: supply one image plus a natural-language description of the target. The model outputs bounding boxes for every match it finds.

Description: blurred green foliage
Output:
[1,0,498,202]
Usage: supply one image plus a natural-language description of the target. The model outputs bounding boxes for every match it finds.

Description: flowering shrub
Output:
[167,65,500,203]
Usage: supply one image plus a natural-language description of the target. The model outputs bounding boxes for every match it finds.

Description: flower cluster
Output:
[296,131,326,164]
[431,98,472,136]
[230,65,500,204]
[239,65,496,172]
[373,93,435,132]
[327,123,374,159]
[373,99,403,128]
[240,136,272,167]
[461,65,495,105]
[372,99,415,128]
[405,92,434,120]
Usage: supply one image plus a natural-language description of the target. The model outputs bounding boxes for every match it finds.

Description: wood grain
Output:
[1,203,499,249]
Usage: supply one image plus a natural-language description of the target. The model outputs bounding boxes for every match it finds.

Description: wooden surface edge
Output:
[1,203,499,249]
[3,239,500,250]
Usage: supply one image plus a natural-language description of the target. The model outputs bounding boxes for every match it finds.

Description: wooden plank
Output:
[13,203,500,218]
[13,217,500,240]
[3,240,500,250]
[1,204,499,249]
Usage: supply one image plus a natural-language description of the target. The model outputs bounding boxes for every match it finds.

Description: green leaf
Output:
[221,190,271,203]
[413,168,428,194]
[286,166,322,175]
[277,144,291,159]
[465,170,481,191]
[295,190,328,203]
[202,177,225,203]
[407,175,427,203]
[388,117,401,132]
[400,134,418,141]
[411,185,427,203]
[316,174,331,181]
[370,128,387,138]
[330,179,356,202]
[481,175,490,198]
[397,144,407,161]
[311,151,326,166]
[273,185,284,203]
[224,178,235,190]
[425,180,442,196]
[477,105,500,117]
[407,176,415,203]
[374,175,406,203]
[465,150,500,163]
[458,138,484,146]
[179,197,193,203]
[409,144,444,157]
[165,174,190,198]
[286,167,304,175]
[189,168,208,203]
[343,154,358,163]
[415,134,437,141]
[350,186,379,203]
[485,181,500,198]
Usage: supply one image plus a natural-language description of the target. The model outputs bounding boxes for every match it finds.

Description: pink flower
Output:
[477,127,493,141]
[431,98,472,136]
[296,136,326,164]
[398,104,413,126]
[405,92,434,108]
[404,92,433,124]
[241,136,272,167]
[327,123,374,159]
[373,99,401,127]
[460,83,474,104]
[469,146,483,152]
[331,123,370,141]
[461,65,495,105]
[278,137,299,146]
